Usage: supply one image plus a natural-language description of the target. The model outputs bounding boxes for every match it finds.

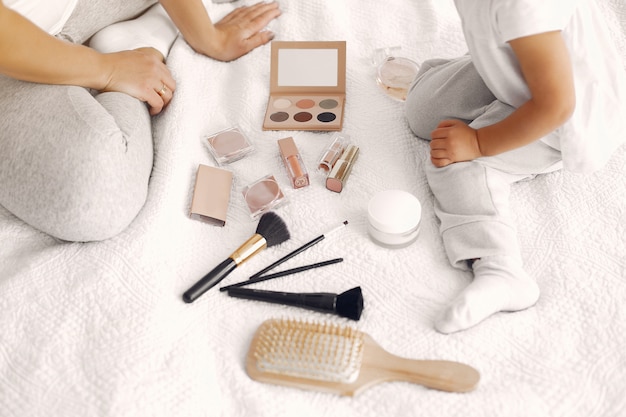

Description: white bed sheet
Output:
[1,1,625,416]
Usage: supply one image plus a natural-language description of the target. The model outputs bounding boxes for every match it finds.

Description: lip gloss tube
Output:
[326,144,359,193]
[278,137,309,189]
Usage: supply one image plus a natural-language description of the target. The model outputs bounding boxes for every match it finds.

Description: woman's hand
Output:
[430,119,482,167]
[208,2,281,61]
[1,5,175,115]
[100,47,176,115]
[159,0,281,62]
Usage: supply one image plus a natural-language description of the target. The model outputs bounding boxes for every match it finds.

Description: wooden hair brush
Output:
[246,318,480,395]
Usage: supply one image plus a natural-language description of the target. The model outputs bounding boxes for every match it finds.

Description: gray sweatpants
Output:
[405,55,562,270]
[0,0,158,242]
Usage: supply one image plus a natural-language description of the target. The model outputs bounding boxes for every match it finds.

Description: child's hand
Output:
[430,119,482,167]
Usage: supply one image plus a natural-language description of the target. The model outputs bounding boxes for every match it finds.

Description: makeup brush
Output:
[183,212,290,303]
[226,286,364,321]
[220,258,344,292]
[246,318,480,395]
[248,220,348,280]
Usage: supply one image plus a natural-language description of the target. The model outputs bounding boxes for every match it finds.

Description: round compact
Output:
[376,56,420,102]
[367,190,421,248]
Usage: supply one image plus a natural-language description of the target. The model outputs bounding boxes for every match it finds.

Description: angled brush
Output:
[226,286,364,321]
[183,212,290,303]
[246,318,480,395]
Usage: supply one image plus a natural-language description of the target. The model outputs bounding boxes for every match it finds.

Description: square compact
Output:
[263,41,347,131]
[205,126,254,165]
[241,174,287,219]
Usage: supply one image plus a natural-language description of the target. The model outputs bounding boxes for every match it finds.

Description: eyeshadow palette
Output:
[263,41,347,131]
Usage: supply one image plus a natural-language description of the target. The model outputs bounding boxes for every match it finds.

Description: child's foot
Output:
[434,256,540,334]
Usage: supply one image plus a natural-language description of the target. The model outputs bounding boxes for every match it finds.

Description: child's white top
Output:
[454,0,626,173]
[5,0,77,35]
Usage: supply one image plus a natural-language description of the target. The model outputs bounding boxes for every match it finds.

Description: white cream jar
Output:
[367,190,421,248]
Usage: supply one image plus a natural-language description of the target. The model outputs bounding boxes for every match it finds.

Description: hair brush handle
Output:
[357,334,480,393]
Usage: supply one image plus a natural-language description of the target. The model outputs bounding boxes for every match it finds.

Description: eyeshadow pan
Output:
[296,99,315,109]
[270,112,290,122]
[294,112,313,122]
[319,99,338,109]
[273,98,292,109]
[317,112,337,123]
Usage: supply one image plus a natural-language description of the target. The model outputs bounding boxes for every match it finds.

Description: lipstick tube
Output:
[278,137,309,189]
[318,133,351,172]
[326,144,359,193]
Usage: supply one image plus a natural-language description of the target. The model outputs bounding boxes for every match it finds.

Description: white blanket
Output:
[1,1,625,416]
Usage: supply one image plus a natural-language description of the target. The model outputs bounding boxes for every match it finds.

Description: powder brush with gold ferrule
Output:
[183,212,290,303]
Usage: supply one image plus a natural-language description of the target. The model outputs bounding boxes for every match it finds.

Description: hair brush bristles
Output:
[252,318,364,384]
[256,212,290,247]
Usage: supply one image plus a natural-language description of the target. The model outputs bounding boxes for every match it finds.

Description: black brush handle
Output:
[227,287,337,314]
[183,258,237,303]
[248,235,325,279]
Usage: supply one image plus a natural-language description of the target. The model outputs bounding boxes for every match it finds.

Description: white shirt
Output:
[5,0,77,35]
[454,0,626,173]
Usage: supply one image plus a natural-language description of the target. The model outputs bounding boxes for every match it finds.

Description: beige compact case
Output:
[263,41,347,131]
[190,164,233,226]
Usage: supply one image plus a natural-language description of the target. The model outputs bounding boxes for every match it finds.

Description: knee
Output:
[405,83,438,139]
[59,182,149,242]
[405,60,451,139]
[7,136,152,242]
[56,144,153,241]
[44,164,151,242]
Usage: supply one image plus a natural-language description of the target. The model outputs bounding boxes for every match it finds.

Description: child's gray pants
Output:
[405,55,562,270]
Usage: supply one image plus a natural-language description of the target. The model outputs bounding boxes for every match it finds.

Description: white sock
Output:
[88,3,179,58]
[434,256,540,334]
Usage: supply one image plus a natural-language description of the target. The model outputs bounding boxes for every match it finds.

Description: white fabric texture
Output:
[4,0,77,35]
[1,1,625,416]
[454,0,626,172]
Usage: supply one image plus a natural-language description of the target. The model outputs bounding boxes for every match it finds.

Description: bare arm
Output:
[0,2,175,115]
[159,0,281,61]
[429,31,576,167]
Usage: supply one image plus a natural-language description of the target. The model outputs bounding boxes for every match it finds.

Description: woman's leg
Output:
[57,0,158,45]
[0,77,153,242]
[88,3,179,58]
[405,55,562,333]
[0,0,181,241]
